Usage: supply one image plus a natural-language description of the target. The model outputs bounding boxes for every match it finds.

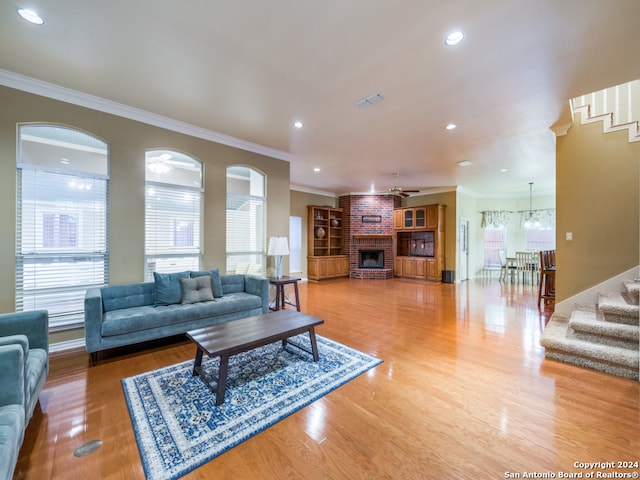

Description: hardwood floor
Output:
[14,278,640,479]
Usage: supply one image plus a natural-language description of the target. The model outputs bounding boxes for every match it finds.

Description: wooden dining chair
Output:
[538,250,556,306]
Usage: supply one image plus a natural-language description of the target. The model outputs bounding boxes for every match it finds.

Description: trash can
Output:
[442,270,454,283]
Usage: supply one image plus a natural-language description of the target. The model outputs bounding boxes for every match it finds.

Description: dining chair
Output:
[538,250,556,306]
[499,250,516,283]
[515,251,531,284]
[529,251,540,285]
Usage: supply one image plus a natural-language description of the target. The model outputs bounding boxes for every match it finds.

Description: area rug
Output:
[121,334,382,480]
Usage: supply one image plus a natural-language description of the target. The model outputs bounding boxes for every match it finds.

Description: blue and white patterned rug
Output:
[121,334,382,480]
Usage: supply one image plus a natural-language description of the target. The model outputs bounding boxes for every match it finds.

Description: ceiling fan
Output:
[388,173,420,197]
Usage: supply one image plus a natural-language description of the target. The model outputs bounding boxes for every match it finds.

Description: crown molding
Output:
[290,184,338,197]
[0,69,292,162]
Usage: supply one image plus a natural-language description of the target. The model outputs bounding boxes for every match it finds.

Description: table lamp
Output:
[267,236,289,278]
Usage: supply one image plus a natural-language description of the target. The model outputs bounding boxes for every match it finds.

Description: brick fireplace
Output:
[338,194,401,279]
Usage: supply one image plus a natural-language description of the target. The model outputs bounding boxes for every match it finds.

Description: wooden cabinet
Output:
[416,257,426,277]
[414,207,426,229]
[394,209,404,230]
[397,256,426,279]
[403,209,414,229]
[307,206,349,281]
[426,258,437,279]
[400,207,426,229]
[394,256,403,276]
[402,257,417,277]
[308,256,349,281]
[393,204,446,281]
[426,205,438,229]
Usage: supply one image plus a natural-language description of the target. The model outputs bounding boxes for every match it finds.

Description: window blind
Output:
[226,167,266,274]
[145,150,203,280]
[17,125,109,330]
[483,227,506,269]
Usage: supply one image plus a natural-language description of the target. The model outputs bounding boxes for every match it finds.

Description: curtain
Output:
[520,209,556,229]
[481,210,512,228]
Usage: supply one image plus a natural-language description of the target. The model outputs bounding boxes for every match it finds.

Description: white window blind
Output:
[483,226,506,269]
[525,228,556,252]
[145,150,202,279]
[17,125,109,330]
[226,167,266,274]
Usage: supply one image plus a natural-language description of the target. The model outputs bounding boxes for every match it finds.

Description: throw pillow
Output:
[190,268,223,298]
[154,271,190,305]
[180,275,214,304]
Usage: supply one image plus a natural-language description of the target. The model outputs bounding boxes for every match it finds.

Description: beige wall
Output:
[0,85,290,343]
[556,118,639,301]
[290,190,337,278]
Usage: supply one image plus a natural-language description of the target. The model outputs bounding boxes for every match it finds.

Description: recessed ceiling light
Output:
[457,161,472,167]
[18,8,44,25]
[501,168,508,172]
[445,31,464,46]
[293,121,303,129]
[313,167,320,172]
[445,123,457,130]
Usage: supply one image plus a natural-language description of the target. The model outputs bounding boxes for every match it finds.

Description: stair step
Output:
[597,291,639,325]
[541,315,639,380]
[624,280,640,305]
[569,306,639,350]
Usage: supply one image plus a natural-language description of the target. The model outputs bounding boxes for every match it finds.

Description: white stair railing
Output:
[570,79,640,142]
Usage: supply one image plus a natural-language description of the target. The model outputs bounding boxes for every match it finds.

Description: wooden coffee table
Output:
[186,309,324,405]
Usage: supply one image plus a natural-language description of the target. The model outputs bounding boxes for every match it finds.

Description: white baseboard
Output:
[554,265,640,315]
[49,337,85,353]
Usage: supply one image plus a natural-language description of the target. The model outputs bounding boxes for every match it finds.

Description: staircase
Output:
[570,79,640,143]
[541,281,640,380]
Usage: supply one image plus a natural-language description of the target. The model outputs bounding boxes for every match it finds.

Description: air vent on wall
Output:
[356,93,384,109]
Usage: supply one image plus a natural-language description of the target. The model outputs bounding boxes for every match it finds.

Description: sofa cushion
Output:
[0,335,28,356]
[154,271,190,305]
[101,283,155,312]
[180,276,214,304]
[190,269,223,298]
[24,348,48,418]
[221,274,246,294]
[0,404,25,480]
[100,292,263,337]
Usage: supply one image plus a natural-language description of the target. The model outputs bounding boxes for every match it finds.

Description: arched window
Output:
[226,166,266,274]
[17,124,109,329]
[145,149,203,279]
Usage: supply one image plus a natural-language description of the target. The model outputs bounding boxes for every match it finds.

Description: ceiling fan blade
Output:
[400,192,410,197]
[402,190,420,193]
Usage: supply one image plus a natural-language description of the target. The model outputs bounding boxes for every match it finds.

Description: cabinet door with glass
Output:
[403,209,414,229]
[414,207,426,229]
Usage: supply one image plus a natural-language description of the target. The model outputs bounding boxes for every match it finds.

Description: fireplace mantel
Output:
[352,234,393,240]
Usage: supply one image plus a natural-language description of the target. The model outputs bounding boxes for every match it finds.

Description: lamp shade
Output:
[267,236,289,256]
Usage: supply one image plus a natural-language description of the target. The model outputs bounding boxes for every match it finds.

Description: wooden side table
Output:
[268,276,301,311]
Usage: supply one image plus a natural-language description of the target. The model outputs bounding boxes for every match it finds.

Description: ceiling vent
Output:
[356,93,384,109]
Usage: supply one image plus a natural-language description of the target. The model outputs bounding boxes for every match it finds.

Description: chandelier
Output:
[523,182,540,228]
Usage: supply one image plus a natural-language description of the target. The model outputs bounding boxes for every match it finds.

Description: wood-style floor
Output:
[14,278,640,479]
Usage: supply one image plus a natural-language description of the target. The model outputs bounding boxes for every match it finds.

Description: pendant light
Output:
[524,182,540,228]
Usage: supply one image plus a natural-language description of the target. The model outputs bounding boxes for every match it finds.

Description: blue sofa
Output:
[0,310,49,480]
[84,270,269,365]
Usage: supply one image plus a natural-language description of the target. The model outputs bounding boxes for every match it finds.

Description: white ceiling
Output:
[2,0,639,197]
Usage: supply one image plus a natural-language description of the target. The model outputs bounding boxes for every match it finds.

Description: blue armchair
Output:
[0,310,49,480]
